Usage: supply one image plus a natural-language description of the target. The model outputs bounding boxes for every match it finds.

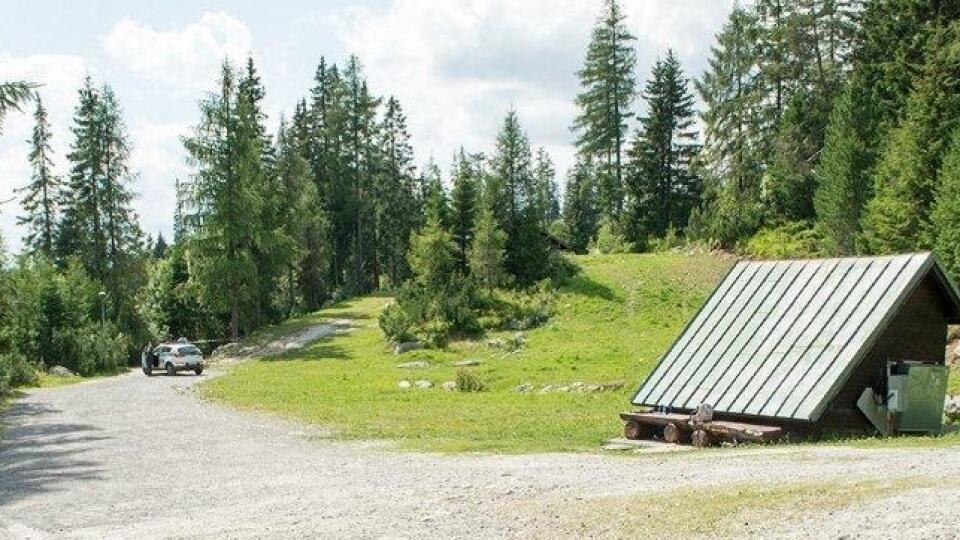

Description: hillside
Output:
[201,252,960,452]
[201,253,733,452]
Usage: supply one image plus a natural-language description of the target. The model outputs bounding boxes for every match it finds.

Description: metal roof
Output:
[631,252,960,422]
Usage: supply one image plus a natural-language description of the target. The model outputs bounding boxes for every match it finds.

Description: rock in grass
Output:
[515,383,534,393]
[398,380,412,390]
[397,361,430,369]
[486,338,505,349]
[49,365,75,377]
[415,379,433,389]
[946,395,960,423]
[441,381,457,391]
[538,385,554,395]
[394,341,423,355]
[454,359,481,367]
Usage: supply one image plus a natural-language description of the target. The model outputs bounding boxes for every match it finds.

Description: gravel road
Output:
[1,363,959,538]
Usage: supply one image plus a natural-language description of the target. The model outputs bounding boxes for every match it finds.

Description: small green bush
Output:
[742,221,826,259]
[455,368,485,392]
[378,304,415,343]
[590,220,634,254]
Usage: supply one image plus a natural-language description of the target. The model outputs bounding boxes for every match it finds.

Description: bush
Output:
[742,221,826,259]
[379,304,415,343]
[455,368,485,392]
[590,220,634,254]
[648,226,684,253]
[0,352,39,395]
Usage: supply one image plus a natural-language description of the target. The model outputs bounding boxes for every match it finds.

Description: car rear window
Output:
[179,346,202,355]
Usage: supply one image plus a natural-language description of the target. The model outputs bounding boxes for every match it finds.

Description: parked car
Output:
[142,339,204,376]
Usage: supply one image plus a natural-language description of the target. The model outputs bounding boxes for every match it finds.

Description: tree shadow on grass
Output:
[0,401,107,508]
[564,275,618,301]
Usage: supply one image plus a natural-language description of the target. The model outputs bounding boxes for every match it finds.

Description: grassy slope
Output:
[202,252,960,453]
[202,253,732,452]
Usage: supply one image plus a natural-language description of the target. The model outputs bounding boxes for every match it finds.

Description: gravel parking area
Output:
[1,367,959,539]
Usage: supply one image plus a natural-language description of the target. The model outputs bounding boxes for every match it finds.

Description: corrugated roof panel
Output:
[675,261,798,410]
[733,259,854,415]
[747,258,874,417]
[630,252,954,422]
[658,262,778,407]
[724,259,845,415]
[634,263,754,404]
[793,253,929,420]
[769,258,895,418]
[706,261,822,411]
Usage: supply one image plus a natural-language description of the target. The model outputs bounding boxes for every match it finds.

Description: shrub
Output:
[590,219,634,254]
[455,368,485,392]
[649,226,684,253]
[0,352,39,394]
[742,221,826,259]
[379,304,415,343]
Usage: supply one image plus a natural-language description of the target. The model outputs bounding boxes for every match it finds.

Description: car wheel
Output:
[166,363,176,377]
[194,366,204,376]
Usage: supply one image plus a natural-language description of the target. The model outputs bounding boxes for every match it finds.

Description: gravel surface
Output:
[1,361,959,538]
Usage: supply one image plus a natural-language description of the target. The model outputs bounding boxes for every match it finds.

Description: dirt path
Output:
[1,359,959,538]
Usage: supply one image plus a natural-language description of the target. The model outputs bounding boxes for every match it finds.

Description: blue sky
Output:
[1,0,736,253]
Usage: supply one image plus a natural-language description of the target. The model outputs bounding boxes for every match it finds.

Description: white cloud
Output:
[101,12,252,93]
[129,121,189,240]
[0,52,89,253]
[332,0,735,182]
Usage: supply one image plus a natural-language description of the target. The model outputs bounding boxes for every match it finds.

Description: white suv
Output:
[142,340,204,376]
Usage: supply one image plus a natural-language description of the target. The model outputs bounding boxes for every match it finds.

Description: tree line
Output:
[564,0,960,285]
[3,0,960,391]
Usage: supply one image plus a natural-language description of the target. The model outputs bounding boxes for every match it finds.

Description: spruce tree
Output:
[814,81,873,254]
[562,157,598,253]
[469,202,507,290]
[489,110,549,284]
[0,81,36,134]
[859,22,960,254]
[695,6,765,244]
[931,128,960,280]
[573,0,636,222]
[450,148,480,273]
[421,160,449,229]
[625,50,699,245]
[532,148,560,226]
[18,95,61,257]
[183,62,263,340]
[376,96,418,286]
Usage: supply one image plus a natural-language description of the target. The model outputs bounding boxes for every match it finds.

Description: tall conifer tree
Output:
[573,0,636,222]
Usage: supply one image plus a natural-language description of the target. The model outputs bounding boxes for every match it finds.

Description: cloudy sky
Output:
[0,0,737,253]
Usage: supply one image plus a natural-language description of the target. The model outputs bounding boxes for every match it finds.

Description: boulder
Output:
[398,380,412,390]
[394,341,423,355]
[454,359,481,367]
[415,379,433,389]
[441,381,457,392]
[239,346,258,356]
[49,365,75,377]
[515,383,534,393]
[946,395,960,424]
[214,342,240,357]
[396,361,430,369]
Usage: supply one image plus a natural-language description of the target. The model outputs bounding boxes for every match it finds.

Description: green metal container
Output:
[889,363,949,434]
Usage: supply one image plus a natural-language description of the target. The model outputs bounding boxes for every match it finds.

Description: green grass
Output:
[202,253,732,453]
[202,252,960,453]
[536,477,930,537]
